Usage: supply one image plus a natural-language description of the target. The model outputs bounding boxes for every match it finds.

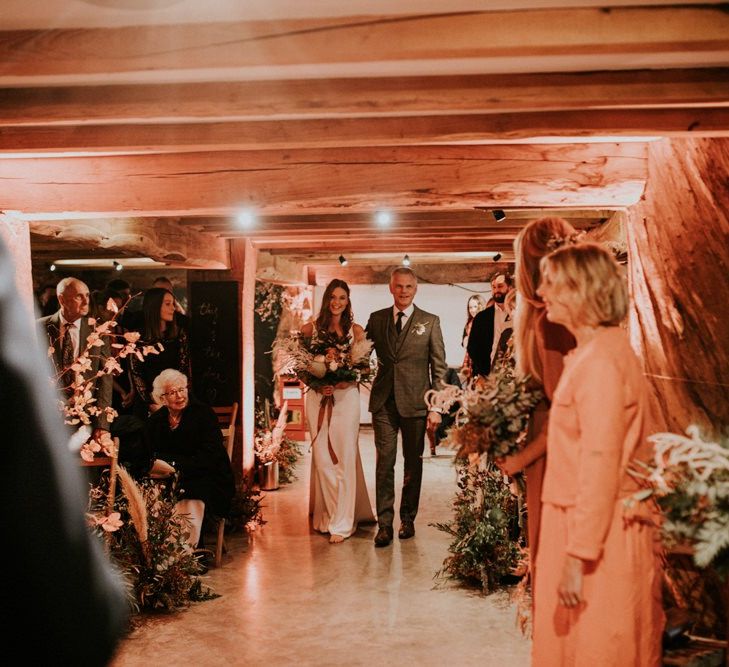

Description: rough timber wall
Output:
[627,138,729,436]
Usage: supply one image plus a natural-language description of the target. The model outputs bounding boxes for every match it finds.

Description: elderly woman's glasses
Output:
[162,387,188,398]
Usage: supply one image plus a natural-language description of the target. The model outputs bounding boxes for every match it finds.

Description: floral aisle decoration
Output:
[629,426,729,579]
[431,457,522,594]
[425,362,544,461]
[48,298,160,462]
[253,401,302,484]
[87,467,217,613]
[228,478,266,533]
[254,282,285,327]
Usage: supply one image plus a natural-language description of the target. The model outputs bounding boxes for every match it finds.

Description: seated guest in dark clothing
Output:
[144,369,234,549]
[129,287,191,418]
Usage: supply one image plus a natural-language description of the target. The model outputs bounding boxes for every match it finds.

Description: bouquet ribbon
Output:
[312,394,339,465]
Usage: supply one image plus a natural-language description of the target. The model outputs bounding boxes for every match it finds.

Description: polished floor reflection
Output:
[111,428,530,666]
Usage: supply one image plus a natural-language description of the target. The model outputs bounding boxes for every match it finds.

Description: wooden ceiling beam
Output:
[266,241,516,252]
[179,209,612,226]
[3,108,729,154]
[2,143,647,217]
[2,69,728,127]
[2,6,727,83]
[28,220,229,269]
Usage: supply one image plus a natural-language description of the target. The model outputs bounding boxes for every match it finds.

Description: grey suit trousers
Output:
[371,394,427,528]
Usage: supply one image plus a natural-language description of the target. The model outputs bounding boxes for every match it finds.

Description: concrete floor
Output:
[111,428,531,667]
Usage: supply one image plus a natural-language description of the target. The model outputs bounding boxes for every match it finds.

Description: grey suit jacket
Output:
[38,310,113,431]
[366,305,447,418]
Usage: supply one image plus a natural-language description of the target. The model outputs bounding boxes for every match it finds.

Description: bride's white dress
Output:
[306,331,375,538]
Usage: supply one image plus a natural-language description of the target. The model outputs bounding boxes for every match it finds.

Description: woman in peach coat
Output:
[532,243,663,666]
[497,217,576,568]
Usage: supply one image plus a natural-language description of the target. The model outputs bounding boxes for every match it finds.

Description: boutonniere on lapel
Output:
[412,321,429,336]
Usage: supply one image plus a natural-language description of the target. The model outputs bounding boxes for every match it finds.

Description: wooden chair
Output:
[212,403,238,567]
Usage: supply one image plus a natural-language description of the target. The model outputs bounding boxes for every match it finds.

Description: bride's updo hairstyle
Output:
[541,243,628,328]
[513,216,577,384]
[316,278,353,336]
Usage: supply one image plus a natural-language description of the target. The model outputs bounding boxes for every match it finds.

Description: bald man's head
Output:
[57,278,90,322]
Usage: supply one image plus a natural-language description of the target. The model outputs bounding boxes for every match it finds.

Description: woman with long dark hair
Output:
[129,287,191,417]
[301,279,374,543]
[460,293,486,377]
[496,217,577,571]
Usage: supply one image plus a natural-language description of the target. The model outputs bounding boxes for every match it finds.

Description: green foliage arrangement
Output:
[276,435,303,484]
[432,460,522,593]
[254,282,285,328]
[630,426,729,579]
[87,469,218,613]
[227,478,266,533]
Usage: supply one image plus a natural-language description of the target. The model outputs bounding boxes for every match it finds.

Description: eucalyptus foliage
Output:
[432,460,521,593]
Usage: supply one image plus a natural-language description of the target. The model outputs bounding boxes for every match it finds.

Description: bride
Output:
[301,279,375,543]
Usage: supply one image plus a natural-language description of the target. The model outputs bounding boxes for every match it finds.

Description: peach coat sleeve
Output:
[567,355,627,561]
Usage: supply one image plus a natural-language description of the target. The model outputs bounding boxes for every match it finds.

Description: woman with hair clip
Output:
[301,279,375,543]
[495,217,577,572]
[532,243,663,665]
[129,287,191,418]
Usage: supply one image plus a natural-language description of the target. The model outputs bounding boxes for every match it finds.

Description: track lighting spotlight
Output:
[493,253,502,262]
[492,209,506,223]
[375,210,393,227]
[402,254,411,267]
[236,208,257,228]
[338,255,348,266]
[49,263,57,272]
[113,261,123,272]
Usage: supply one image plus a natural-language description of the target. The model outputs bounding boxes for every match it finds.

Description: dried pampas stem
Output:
[117,465,150,561]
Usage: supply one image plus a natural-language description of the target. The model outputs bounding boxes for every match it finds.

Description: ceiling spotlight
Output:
[236,208,257,228]
[492,209,506,223]
[338,255,348,266]
[49,263,57,272]
[113,261,124,272]
[375,210,393,227]
[493,253,502,262]
[402,254,411,267]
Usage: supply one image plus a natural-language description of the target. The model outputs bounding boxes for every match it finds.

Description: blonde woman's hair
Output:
[540,243,628,327]
[151,368,188,405]
[513,217,577,384]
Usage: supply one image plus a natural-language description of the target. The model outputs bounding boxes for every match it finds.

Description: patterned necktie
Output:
[60,322,76,396]
[395,311,404,334]
[61,322,75,372]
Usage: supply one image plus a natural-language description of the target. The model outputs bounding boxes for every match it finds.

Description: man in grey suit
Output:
[366,267,447,547]
[38,277,113,437]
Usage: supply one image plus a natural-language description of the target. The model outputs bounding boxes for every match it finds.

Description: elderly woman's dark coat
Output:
[145,398,234,517]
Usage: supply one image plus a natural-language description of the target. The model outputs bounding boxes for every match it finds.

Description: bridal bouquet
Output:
[274,329,374,391]
[425,363,543,461]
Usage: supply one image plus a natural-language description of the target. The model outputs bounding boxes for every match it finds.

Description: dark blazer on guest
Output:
[38,310,113,430]
[466,304,496,377]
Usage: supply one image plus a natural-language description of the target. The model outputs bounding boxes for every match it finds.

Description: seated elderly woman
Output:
[145,368,235,550]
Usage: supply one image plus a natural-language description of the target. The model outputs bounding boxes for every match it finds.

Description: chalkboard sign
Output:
[189,281,240,407]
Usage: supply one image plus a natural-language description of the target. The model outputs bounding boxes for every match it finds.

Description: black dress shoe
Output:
[398,521,415,540]
[374,526,393,548]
